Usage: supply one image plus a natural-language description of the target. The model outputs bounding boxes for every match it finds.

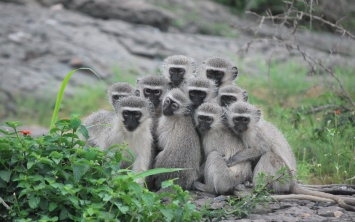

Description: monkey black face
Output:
[162,97,179,116]
[206,69,225,87]
[220,95,237,107]
[122,110,142,131]
[232,116,250,135]
[197,115,213,133]
[143,88,162,108]
[189,90,207,107]
[169,67,186,87]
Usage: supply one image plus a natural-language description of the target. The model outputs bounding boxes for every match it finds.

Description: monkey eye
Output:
[198,91,207,97]
[169,67,176,74]
[178,68,185,75]
[154,90,161,95]
[144,88,151,94]
[198,115,204,121]
[134,112,142,119]
[164,97,171,105]
[171,103,179,110]
[189,91,196,96]
[206,116,213,123]
[242,117,250,123]
[123,110,129,117]
[215,70,224,78]
[112,95,121,100]
[206,69,214,78]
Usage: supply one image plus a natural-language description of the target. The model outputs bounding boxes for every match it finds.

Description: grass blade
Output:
[50,68,99,130]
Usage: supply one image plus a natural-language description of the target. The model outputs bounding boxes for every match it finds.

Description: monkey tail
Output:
[292,183,355,211]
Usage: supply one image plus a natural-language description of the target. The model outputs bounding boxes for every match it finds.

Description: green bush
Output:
[0,119,201,221]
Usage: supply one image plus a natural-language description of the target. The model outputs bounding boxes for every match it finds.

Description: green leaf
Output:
[141,193,154,207]
[0,170,11,182]
[161,180,175,189]
[161,209,174,222]
[2,121,22,129]
[29,196,40,209]
[49,151,63,164]
[77,125,89,140]
[117,204,129,214]
[86,208,95,216]
[70,118,81,131]
[72,162,90,182]
[133,168,184,180]
[27,160,35,169]
[60,208,69,220]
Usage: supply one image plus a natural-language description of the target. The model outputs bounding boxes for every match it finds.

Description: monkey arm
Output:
[226,148,265,167]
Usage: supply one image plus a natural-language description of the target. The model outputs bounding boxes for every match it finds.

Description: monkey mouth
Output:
[233,128,243,135]
[124,125,138,132]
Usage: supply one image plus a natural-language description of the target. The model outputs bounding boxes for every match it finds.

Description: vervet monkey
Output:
[193,102,252,194]
[135,74,169,118]
[108,82,136,109]
[153,89,201,190]
[161,55,197,89]
[217,85,248,107]
[84,82,136,147]
[225,101,355,211]
[184,77,217,111]
[199,57,238,88]
[135,74,170,169]
[85,96,154,185]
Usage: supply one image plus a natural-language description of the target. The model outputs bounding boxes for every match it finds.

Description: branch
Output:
[0,196,10,210]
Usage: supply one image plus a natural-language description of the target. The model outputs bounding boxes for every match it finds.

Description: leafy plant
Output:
[0,119,201,221]
[0,69,201,221]
[202,168,290,220]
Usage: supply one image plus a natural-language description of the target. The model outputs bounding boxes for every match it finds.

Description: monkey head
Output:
[200,57,238,87]
[185,77,217,110]
[195,102,224,134]
[116,96,152,132]
[218,85,248,107]
[161,55,197,88]
[162,88,190,116]
[108,82,136,108]
[226,101,261,136]
[136,74,169,109]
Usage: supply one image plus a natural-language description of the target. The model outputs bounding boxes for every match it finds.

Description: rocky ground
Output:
[190,185,355,221]
[1,0,355,220]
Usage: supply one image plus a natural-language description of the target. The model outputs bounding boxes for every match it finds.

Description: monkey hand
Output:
[226,156,241,167]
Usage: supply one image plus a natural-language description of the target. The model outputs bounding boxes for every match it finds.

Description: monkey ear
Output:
[255,109,262,122]
[242,91,248,102]
[231,66,238,79]
[134,89,140,96]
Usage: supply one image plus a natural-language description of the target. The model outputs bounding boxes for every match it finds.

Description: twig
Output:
[304,104,337,115]
[0,196,10,210]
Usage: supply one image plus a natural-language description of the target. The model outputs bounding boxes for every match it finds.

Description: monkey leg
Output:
[252,152,292,193]
[204,151,246,195]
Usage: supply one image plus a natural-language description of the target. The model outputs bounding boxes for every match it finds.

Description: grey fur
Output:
[199,57,238,88]
[107,82,136,109]
[225,101,355,211]
[193,102,252,194]
[153,89,201,190]
[84,96,154,185]
[217,84,248,105]
[161,55,197,89]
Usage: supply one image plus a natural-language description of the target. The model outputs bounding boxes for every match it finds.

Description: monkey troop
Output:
[83,55,355,211]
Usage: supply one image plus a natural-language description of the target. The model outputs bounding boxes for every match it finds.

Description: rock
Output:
[317,206,344,217]
[37,0,174,31]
